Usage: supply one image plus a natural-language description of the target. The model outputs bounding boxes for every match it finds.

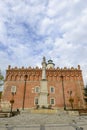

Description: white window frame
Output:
[50,98,55,105]
[35,86,40,93]
[11,86,16,94]
[50,86,55,93]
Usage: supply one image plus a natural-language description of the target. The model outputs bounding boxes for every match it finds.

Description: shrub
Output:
[42,105,46,109]
[36,104,39,109]
[48,105,52,109]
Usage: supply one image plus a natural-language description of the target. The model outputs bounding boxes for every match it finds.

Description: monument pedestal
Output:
[39,80,48,107]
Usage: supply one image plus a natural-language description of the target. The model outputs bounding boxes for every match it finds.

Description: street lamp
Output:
[60,75,66,110]
[10,97,14,115]
[10,86,16,115]
[22,75,27,110]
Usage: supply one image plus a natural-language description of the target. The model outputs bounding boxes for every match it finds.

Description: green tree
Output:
[0,70,4,101]
[0,70,4,84]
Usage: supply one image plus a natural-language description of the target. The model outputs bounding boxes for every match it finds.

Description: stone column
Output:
[42,56,46,80]
[38,57,48,107]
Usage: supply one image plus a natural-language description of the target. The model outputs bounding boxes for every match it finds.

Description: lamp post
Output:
[10,93,14,115]
[61,75,66,110]
[22,75,27,110]
[10,86,16,115]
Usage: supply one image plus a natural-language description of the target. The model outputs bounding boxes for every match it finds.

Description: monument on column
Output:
[38,57,48,107]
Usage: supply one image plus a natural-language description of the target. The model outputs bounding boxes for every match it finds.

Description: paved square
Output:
[0,112,87,130]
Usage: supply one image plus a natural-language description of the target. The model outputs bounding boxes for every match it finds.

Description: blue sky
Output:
[0,0,87,84]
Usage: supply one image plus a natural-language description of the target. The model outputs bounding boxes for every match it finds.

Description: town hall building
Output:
[2,57,85,110]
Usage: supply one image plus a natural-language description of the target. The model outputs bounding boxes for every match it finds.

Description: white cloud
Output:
[0,0,87,84]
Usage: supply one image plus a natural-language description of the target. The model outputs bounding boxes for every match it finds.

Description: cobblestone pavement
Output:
[0,112,87,130]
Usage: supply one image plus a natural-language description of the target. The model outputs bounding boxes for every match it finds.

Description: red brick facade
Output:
[2,63,85,110]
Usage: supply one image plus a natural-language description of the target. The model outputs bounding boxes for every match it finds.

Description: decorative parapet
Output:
[7,65,41,70]
[47,65,81,70]
[6,64,82,81]
[6,65,42,81]
[7,64,81,71]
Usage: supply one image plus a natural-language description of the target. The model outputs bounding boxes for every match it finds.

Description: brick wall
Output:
[2,65,85,109]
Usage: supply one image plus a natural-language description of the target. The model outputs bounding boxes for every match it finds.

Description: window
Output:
[50,86,55,93]
[35,86,40,93]
[34,97,38,105]
[50,98,55,105]
[11,86,16,94]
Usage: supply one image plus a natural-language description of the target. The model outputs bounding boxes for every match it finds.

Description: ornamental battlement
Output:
[7,64,81,71]
[8,65,42,70]
[5,64,82,81]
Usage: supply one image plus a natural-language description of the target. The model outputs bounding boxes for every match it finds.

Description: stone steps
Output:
[0,112,11,118]
[20,109,68,115]
[79,109,87,116]
[31,109,58,114]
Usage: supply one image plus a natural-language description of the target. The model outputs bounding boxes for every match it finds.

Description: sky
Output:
[0,0,87,84]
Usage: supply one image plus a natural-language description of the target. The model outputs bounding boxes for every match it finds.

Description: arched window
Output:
[50,86,55,93]
[35,86,40,93]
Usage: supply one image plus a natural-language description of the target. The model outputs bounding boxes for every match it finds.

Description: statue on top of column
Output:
[42,56,47,80]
